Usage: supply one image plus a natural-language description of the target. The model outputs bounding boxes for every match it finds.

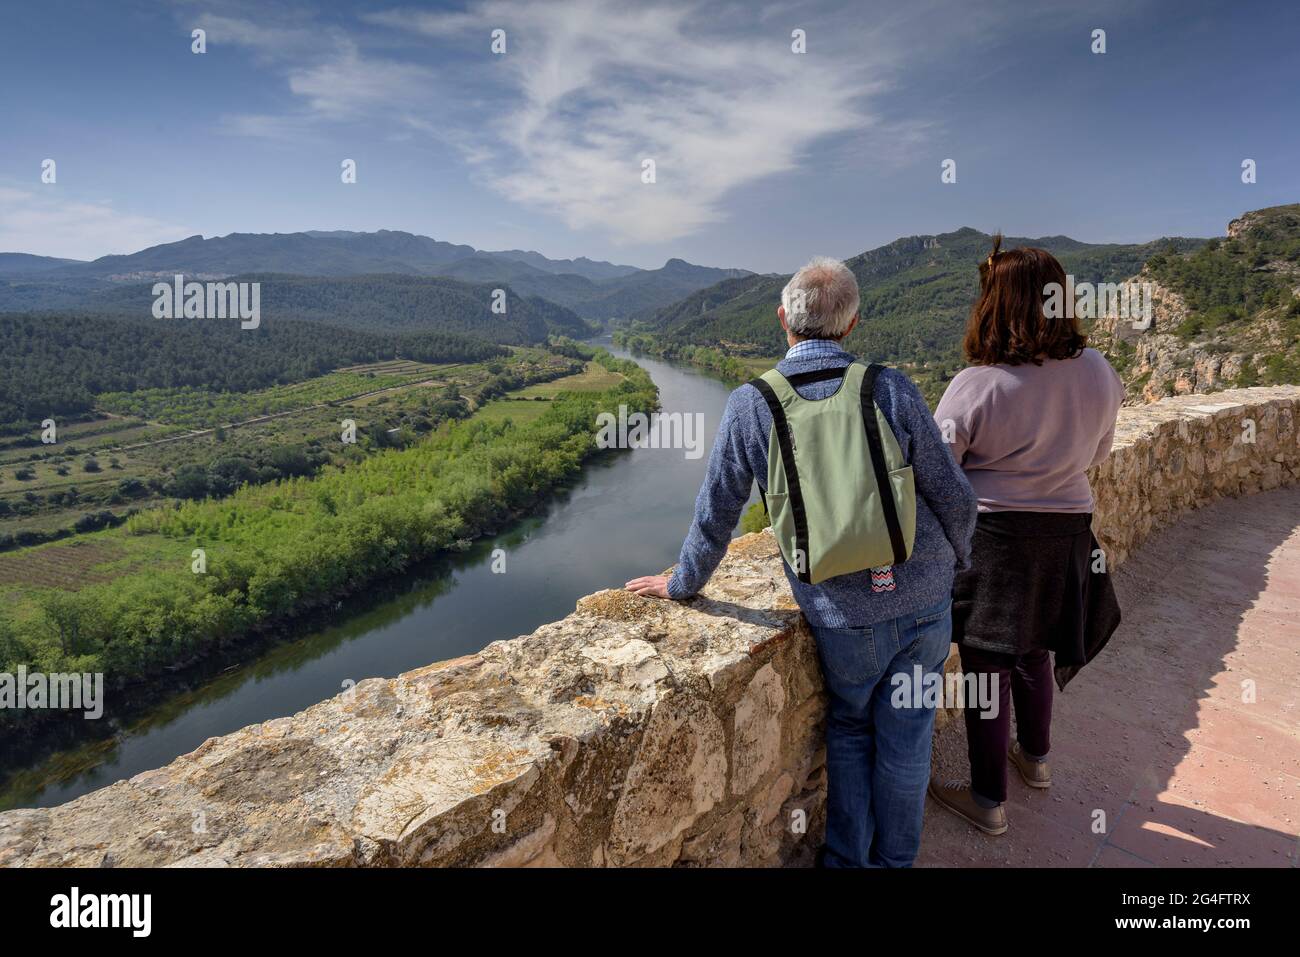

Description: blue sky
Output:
[1,0,1296,271]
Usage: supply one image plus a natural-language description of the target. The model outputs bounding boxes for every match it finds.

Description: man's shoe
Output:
[1009,741,1052,788]
[927,777,1008,836]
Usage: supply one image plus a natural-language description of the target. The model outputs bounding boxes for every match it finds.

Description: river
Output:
[0,341,755,810]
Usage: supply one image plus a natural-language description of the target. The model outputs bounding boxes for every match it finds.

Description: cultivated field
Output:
[0,348,578,552]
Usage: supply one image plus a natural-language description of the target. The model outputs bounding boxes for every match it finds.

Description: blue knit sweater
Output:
[666,342,978,628]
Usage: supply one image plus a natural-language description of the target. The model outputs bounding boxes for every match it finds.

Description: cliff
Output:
[1093,204,1300,403]
[2,386,1297,867]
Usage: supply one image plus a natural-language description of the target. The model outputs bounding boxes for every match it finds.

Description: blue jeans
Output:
[810,596,953,868]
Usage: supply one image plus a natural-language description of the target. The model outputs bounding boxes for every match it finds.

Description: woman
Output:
[928,236,1124,836]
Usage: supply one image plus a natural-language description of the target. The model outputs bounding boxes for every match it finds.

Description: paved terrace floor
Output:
[920,485,1300,868]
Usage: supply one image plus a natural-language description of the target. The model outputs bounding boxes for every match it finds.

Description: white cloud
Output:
[201,1,915,244]
[285,42,439,122]
[371,0,886,243]
[0,187,188,260]
[194,11,441,136]
[191,12,316,54]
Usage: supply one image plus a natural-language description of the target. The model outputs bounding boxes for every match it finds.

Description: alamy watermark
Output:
[152,274,261,329]
[890,664,999,718]
[596,404,705,460]
[50,887,150,937]
[1044,275,1153,330]
[0,666,103,719]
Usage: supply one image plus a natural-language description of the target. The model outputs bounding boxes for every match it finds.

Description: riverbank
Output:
[612,329,776,385]
[0,346,656,736]
[0,343,752,809]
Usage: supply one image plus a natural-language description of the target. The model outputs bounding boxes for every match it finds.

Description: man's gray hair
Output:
[780,257,860,338]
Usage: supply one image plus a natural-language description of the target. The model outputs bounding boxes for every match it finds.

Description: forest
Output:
[0,272,594,343]
[0,312,507,431]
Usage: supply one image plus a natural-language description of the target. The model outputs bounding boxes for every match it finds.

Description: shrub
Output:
[741,500,771,534]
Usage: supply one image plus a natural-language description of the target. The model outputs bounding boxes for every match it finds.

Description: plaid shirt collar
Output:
[784,338,851,362]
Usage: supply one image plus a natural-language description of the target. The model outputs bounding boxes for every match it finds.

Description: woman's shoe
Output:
[927,777,1008,835]
[1009,741,1052,788]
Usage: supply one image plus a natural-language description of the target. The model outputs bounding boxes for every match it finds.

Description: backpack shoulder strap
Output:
[856,361,908,566]
[748,372,812,584]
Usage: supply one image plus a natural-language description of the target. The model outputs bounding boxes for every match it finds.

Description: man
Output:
[626,257,976,867]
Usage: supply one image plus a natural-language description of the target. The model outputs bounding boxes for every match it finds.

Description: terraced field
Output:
[0,348,578,551]
[471,361,627,425]
[0,359,623,575]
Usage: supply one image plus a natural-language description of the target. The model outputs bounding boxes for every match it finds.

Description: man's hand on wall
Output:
[625,575,671,599]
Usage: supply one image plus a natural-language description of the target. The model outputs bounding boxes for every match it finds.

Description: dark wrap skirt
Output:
[952,510,1121,690]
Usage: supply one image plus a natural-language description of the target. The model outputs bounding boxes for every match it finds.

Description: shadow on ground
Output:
[920,485,1300,867]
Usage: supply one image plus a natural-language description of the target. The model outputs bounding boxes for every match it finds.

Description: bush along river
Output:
[0,340,756,810]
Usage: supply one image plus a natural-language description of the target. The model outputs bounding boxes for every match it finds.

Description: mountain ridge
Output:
[0,271,592,344]
[0,229,750,321]
[621,206,1300,407]
[619,225,1210,404]
[635,225,1206,351]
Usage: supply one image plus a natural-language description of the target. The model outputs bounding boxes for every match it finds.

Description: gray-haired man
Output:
[627,257,977,866]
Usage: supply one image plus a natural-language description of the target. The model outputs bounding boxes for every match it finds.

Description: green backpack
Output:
[750,360,916,585]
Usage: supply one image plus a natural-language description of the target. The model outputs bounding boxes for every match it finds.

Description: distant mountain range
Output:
[10,209,1295,406]
[0,253,83,275]
[639,228,1206,358]
[624,225,1217,403]
[0,229,749,322]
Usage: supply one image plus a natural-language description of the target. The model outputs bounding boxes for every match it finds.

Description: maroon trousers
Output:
[958,643,1054,803]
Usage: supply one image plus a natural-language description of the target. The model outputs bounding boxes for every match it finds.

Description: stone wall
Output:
[2,386,1297,868]
[1090,387,1300,566]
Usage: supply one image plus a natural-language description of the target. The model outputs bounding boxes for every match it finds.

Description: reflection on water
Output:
[0,340,753,810]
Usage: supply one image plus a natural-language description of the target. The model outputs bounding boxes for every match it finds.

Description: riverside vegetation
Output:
[0,337,655,731]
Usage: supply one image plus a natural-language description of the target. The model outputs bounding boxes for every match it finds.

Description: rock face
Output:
[2,388,1297,868]
[0,532,832,869]
[1094,277,1256,403]
[1095,206,1300,404]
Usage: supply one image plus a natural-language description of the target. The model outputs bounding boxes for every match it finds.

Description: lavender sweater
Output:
[932,348,1125,512]
[666,342,978,628]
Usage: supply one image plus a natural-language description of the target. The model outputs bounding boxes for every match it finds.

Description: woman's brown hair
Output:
[962,234,1087,366]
